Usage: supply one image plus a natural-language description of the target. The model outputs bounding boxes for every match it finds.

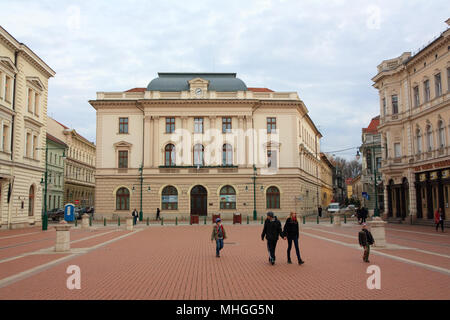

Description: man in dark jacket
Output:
[261,211,285,265]
[358,223,374,263]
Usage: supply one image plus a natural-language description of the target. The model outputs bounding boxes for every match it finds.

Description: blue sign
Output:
[64,203,75,222]
[362,192,370,200]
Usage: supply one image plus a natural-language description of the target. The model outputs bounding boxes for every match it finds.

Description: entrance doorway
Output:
[190,185,207,216]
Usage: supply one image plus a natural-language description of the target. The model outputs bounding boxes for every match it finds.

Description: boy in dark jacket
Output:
[211,218,227,257]
[358,223,374,263]
[261,212,285,265]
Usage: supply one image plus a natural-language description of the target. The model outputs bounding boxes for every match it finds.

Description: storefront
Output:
[415,168,450,220]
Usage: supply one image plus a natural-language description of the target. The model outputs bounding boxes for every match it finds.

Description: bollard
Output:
[247,215,249,224]
[261,216,263,224]
[89,215,92,227]
[303,216,306,224]
[161,217,164,226]
[104,218,106,226]
[176,217,178,226]
[75,218,77,227]
[126,217,133,231]
[344,214,347,224]
[317,215,319,224]
[55,221,71,252]
[147,217,149,226]
[330,215,333,224]
[81,214,90,229]
[118,216,120,226]
[204,216,207,225]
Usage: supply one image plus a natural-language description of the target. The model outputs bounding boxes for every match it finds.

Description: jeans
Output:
[267,240,278,262]
[363,245,370,262]
[436,220,444,232]
[133,216,137,225]
[287,237,302,262]
[216,239,224,256]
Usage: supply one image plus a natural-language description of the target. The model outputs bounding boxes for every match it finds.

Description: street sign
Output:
[75,199,79,205]
[64,203,75,222]
[362,192,369,200]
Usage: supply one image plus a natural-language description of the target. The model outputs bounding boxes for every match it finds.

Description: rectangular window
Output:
[166,117,175,133]
[32,135,37,159]
[391,95,398,114]
[447,67,450,92]
[434,73,442,97]
[382,98,386,116]
[119,117,128,134]
[28,88,33,112]
[2,124,8,152]
[26,133,31,158]
[118,150,128,168]
[413,86,420,107]
[376,157,382,170]
[222,117,232,133]
[424,80,430,102]
[194,117,203,133]
[267,117,276,133]
[394,143,401,158]
[5,76,11,102]
[34,92,39,116]
[267,149,277,168]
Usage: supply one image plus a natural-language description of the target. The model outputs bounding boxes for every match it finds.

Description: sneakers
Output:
[287,259,292,264]
[271,259,275,265]
[298,260,305,265]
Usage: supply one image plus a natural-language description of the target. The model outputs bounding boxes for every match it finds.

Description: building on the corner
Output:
[350,175,363,205]
[319,152,334,208]
[47,117,95,208]
[372,19,450,225]
[345,178,353,200]
[0,26,55,229]
[360,116,384,214]
[90,72,323,220]
[332,165,345,204]
[45,133,67,211]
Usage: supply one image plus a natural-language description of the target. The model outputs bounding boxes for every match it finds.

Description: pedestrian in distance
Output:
[283,212,305,265]
[156,207,161,221]
[132,208,138,225]
[211,218,226,257]
[356,207,362,224]
[261,211,285,265]
[318,205,322,218]
[361,207,368,224]
[434,208,444,232]
[358,223,374,263]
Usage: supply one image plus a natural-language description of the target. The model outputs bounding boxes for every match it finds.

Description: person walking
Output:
[131,208,138,225]
[361,207,368,224]
[156,208,161,221]
[318,206,322,218]
[261,211,285,265]
[283,212,305,265]
[358,223,374,263]
[435,208,444,232]
[211,218,227,257]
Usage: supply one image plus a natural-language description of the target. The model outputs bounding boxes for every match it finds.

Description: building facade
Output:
[350,175,363,205]
[360,116,384,214]
[372,19,450,224]
[0,26,55,229]
[47,117,95,207]
[45,133,67,211]
[90,72,323,220]
[319,152,334,208]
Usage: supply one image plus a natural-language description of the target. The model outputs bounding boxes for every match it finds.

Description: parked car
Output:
[47,208,64,221]
[327,202,341,215]
[74,207,87,219]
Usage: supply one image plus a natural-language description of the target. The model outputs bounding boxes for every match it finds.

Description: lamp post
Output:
[369,146,381,217]
[252,164,257,221]
[38,146,66,231]
[139,164,143,221]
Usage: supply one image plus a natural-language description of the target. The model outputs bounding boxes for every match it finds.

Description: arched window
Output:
[222,144,232,166]
[162,186,178,210]
[193,144,204,166]
[438,120,445,148]
[426,125,433,151]
[28,185,34,216]
[266,186,280,209]
[220,185,236,209]
[116,187,130,210]
[165,144,176,166]
[416,128,422,154]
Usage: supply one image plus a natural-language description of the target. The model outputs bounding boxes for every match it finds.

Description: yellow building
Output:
[47,117,96,207]
[319,153,334,208]
[90,73,323,220]
[0,26,55,228]
[372,19,450,224]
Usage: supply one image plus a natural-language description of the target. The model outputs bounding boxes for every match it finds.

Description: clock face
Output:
[195,88,202,95]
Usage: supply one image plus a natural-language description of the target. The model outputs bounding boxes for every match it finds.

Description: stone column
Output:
[55,221,71,252]
[153,116,160,166]
[333,210,342,226]
[407,169,417,224]
[126,217,133,231]
[237,116,245,166]
[369,216,387,248]
[246,116,253,167]
[145,116,153,167]
[81,214,90,229]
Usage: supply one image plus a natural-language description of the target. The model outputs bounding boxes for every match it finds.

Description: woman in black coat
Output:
[283,212,305,265]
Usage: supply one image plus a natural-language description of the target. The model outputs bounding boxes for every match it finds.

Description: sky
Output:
[1,0,449,159]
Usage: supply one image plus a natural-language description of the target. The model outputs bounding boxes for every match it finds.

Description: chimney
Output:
[446,18,450,26]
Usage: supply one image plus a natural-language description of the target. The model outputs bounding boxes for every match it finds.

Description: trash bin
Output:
[212,214,220,224]
[233,213,241,224]
[190,215,199,225]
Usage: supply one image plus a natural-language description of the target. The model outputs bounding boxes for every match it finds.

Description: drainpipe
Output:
[135,101,145,221]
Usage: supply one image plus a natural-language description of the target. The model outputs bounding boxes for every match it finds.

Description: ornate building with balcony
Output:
[90,72,322,220]
[372,19,450,225]
[360,116,384,214]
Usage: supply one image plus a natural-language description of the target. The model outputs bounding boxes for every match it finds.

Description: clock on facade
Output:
[195,88,202,96]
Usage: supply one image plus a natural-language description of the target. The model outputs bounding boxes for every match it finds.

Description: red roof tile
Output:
[362,116,380,134]
[125,88,146,92]
[247,87,274,92]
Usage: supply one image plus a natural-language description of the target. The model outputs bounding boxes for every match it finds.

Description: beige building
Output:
[0,26,55,228]
[319,152,334,208]
[90,73,322,221]
[47,117,95,207]
[372,19,450,224]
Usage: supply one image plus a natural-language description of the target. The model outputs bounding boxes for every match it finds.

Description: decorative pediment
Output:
[113,141,133,149]
[0,56,18,74]
[188,77,210,87]
[188,78,209,98]
[26,76,45,92]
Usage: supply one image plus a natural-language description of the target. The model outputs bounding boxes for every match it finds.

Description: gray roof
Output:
[147,73,248,92]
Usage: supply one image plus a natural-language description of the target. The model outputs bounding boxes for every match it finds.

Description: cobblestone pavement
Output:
[0,222,448,300]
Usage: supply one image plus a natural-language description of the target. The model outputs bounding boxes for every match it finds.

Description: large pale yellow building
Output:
[319,153,334,208]
[47,117,96,207]
[373,19,450,224]
[0,26,55,228]
[90,73,322,221]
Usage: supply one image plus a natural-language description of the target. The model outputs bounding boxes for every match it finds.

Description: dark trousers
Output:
[267,240,278,262]
[436,220,444,231]
[133,216,137,225]
[363,245,370,262]
[287,237,302,262]
[216,239,224,256]
[156,213,160,220]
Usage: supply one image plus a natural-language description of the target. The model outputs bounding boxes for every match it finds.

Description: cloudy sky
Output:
[1,0,449,159]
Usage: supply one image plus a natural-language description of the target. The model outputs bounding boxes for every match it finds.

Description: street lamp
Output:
[252,164,257,221]
[139,164,143,221]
